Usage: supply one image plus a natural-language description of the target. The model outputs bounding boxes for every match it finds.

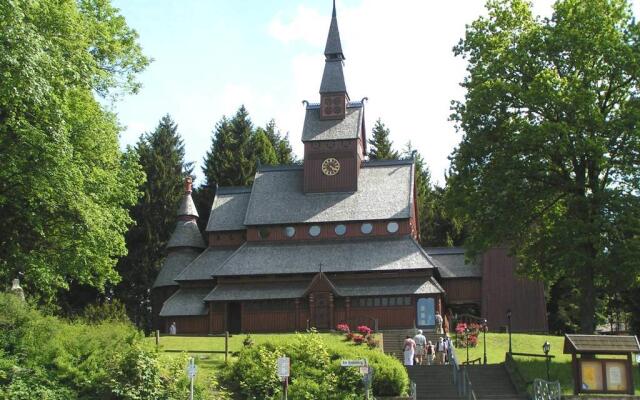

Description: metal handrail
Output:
[450,344,478,400]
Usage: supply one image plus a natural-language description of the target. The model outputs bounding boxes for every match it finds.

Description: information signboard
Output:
[277,357,290,379]
[340,359,366,367]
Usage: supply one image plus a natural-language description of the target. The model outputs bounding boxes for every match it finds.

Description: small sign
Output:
[187,364,197,379]
[359,366,369,375]
[341,359,366,367]
[277,357,290,378]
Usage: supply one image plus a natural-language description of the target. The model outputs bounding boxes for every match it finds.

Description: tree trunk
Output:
[578,262,596,333]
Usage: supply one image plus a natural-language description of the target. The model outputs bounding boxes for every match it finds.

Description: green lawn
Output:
[149,332,379,386]
[450,332,640,395]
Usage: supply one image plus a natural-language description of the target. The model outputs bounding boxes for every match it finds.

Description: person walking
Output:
[436,337,447,365]
[403,335,416,366]
[445,334,453,364]
[413,329,427,365]
[435,312,444,334]
[425,340,435,365]
[169,321,177,335]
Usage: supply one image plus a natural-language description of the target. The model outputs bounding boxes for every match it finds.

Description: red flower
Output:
[357,325,372,335]
[336,323,350,333]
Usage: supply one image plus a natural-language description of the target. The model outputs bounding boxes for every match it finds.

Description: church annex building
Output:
[151,3,548,335]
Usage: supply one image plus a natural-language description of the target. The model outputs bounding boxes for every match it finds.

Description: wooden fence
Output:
[154,330,230,362]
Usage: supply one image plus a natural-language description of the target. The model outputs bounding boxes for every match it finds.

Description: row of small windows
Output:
[273,222,400,239]
[355,296,412,308]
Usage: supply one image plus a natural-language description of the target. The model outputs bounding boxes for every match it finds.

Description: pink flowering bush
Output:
[357,325,373,336]
[454,322,480,348]
[336,323,350,334]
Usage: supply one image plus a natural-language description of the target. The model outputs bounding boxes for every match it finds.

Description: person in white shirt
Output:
[435,312,444,334]
[436,336,448,364]
[413,329,427,365]
[169,321,177,335]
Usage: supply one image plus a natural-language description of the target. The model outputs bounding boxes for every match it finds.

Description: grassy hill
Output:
[450,332,640,395]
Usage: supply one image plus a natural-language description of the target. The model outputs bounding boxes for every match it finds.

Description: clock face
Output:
[321,158,340,176]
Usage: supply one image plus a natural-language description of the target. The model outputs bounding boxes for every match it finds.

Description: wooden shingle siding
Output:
[481,248,548,332]
[440,279,482,304]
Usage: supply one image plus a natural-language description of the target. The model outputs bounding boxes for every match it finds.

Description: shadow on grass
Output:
[514,358,640,395]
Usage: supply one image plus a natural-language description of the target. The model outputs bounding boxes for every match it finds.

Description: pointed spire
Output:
[177,176,199,218]
[324,0,344,60]
[320,1,347,96]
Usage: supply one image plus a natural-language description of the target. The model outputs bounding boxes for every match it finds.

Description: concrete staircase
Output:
[407,365,460,400]
[466,364,528,400]
[381,329,445,361]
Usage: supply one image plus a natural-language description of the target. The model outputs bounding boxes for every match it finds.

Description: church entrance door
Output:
[227,302,241,334]
[314,293,330,329]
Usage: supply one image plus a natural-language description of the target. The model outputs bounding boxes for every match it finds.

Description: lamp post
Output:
[543,341,551,380]
[465,327,470,365]
[506,309,512,354]
[482,318,488,365]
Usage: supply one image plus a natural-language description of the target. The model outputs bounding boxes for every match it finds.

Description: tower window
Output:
[283,226,296,238]
[387,222,399,234]
[309,225,321,237]
[360,223,373,234]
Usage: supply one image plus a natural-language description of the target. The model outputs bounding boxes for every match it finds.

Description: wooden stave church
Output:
[151,3,548,335]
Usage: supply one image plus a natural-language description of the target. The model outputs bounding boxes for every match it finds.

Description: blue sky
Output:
[111,0,640,185]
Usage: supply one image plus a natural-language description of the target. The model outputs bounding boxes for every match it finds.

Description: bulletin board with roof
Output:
[563,334,640,395]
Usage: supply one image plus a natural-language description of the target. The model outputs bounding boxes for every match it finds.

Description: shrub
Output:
[366,335,380,349]
[345,332,355,342]
[357,325,373,335]
[353,334,365,345]
[336,323,350,333]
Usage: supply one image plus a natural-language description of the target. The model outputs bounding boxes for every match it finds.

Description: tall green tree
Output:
[250,129,278,166]
[262,119,295,164]
[402,143,465,248]
[448,0,640,332]
[115,115,193,327]
[0,0,149,304]
[368,119,399,160]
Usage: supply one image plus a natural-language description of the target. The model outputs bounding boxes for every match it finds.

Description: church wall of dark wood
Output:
[303,139,359,193]
[440,278,482,304]
[246,219,411,243]
[167,316,209,334]
[208,230,246,247]
[481,247,548,332]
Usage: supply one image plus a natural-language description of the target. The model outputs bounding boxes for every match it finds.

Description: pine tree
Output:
[115,115,193,328]
[251,129,278,166]
[263,119,295,164]
[368,119,399,160]
[402,142,464,247]
[202,117,235,187]
[228,105,255,186]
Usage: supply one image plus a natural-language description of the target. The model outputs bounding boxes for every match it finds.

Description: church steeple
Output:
[319,0,348,119]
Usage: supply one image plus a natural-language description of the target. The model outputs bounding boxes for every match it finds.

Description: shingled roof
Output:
[320,61,347,94]
[206,187,251,232]
[167,220,206,249]
[177,194,199,218]
[301,103,362,141]
[159,288,210,317]
[426,247,482,278]
[174,247,237,282]
[563,334,640,354]
[205,280,310,301]
[152,248,202,288]
[333,276,443,296]
[324,0,344,59]
[244,160,413,226]
[212,236,434,277]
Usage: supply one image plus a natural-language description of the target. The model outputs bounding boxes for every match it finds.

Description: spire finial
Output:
[324,0,344,60]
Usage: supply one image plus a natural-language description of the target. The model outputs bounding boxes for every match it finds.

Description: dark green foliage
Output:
[0,0,149,304]
[199,109,296,230]
[262,119,296,165]
[0,293,194,399]
[220,331,407,399]
[448,0,640,332]
[368,119,399,160]
[402,143,465,247]
[115,115,193,329]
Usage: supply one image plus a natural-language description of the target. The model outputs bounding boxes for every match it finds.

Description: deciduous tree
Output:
[448,0,640,332]
[0,0,149,303]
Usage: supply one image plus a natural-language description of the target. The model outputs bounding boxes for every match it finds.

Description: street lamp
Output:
[482,318,488,365]
[465,327,470,365]
[506,309,512,354]
[543,341,551,380]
